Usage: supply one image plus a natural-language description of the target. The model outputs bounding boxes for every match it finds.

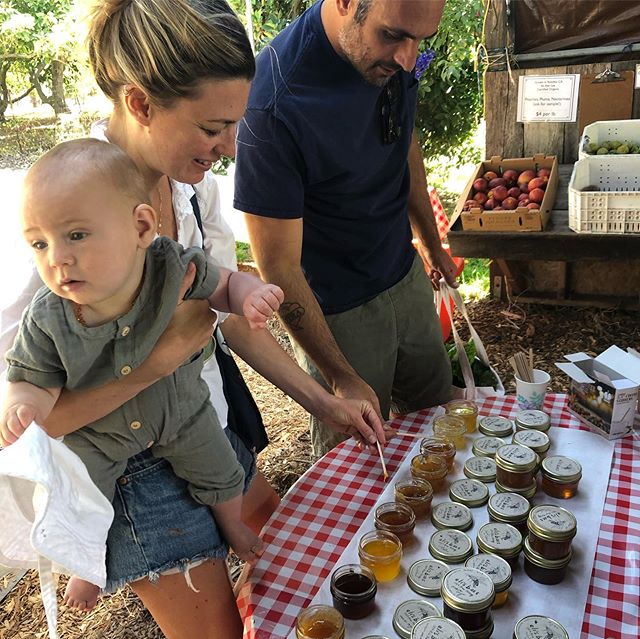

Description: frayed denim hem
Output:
[102,548,229,594]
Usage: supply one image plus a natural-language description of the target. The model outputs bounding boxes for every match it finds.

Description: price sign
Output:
[516,74,580,123]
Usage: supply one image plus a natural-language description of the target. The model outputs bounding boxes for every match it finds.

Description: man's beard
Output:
[338,22,396,87]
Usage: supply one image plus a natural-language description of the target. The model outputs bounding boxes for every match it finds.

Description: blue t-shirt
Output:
[234,1,418,315]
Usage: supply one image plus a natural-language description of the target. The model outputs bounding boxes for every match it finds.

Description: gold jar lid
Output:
[441,568,495,613]
[495,478,537,500]
[495,443,538,473]
[428,529,474,564]
[476,522,522,558]
[487,492,530,523]
[407,559,450,597]
[513,615,569,639]
[541,455,582,483]
[478,415,513,438]
[464,456,496,482]
[527,505,577,541]
[465,553,512,592]
[392,600,442,639]
[512,428,550,453]
[515,409,551,432]
[472,436,504,458]
[431,501,473,531]
[411,617,466,639]
[523,535,573,569]
[449,479,489,508]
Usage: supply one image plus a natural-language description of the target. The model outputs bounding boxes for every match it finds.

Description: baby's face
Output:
[21,174,145,307]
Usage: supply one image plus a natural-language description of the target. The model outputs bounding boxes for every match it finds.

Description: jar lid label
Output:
[516,410,550,426]
[514,615,569,639]
[477,522,522,550]
[407,560,449,594]
[465,553,512,589]
[488,492,530,517]
[514,429,549,447]
[542,455,582,479]
[473,436,503,454]
[432,502,473,527]
[464,457,496,477]
[479,415,513,433]
[430,530,473,556]
[411,617,466,639]
[530,505,576,533]
[442,568,494,604]
[497,444,537,465]
[392,600,440,638]
[450,479,489,503]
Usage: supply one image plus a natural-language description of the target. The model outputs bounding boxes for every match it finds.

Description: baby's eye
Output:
[31,240,47,251]
[69,231,88,241]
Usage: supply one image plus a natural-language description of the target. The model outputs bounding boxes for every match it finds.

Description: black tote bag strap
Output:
[190,191,269,453]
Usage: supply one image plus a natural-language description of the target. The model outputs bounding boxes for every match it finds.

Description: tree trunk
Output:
[50,60,69,114]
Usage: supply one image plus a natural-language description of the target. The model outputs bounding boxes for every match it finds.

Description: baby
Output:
[0,139,283,610]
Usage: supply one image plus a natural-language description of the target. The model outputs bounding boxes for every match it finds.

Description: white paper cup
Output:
[515,369,550,410]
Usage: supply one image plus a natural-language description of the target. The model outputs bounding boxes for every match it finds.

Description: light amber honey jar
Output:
[444,399,478,433]
[433,415,466,449]
[295,605,345,639]
[411,454,448,490]
[420,436,456,470]
[395,478,433,518]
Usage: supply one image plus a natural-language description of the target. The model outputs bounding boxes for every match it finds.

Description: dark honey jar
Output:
[527,504,577,560]
[495,444,538,489]
[540,456,582,499]
[523,536,572,585]
[441,568,495,639]
[330,564,377,620]
[374,502,416,543]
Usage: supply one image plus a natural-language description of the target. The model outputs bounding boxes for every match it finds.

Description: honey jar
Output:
[374,502,416,543]
[478,415,513,438]
[527,505,577,560]
[522,536,572,585]
[476,522,523,568]
[395,478,434,518]
[295,605,345,639]
[392,600,442,639]
[407,559,450,597]
[513,615,569,639]
[428,529,474,564]
[358,530,402,582]
[540,455,582,499]
[444,399,478,433]
[512,429,550,460]
[420,436,457,470]
[411,616,466,639]
[465,553,512,608]
[329,564,377,620]
[463,456,496,483]
[495,443,538,489]
[411,454,448,490]
[514,409,551,433]
[472,436,504,458]
[431,501,473,531]
[448,478,489,508]
[432,415,466,449]
[440,568,495,639]
[487,492,531,537]
[495,478,537,501]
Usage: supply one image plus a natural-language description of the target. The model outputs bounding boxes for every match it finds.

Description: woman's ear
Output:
[123,86,152,126]
[133,203,158,247]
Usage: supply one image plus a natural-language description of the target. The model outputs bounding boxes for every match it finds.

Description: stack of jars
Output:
[494,443,539,501]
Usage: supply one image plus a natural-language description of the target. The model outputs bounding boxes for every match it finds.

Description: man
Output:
[234,0,458,458]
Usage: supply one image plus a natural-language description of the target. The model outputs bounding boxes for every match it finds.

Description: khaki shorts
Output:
[293,255,452,458]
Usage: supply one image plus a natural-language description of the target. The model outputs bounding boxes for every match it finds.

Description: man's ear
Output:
[133,203,157,247]
[335,0,354,17]
[123,86,152,127]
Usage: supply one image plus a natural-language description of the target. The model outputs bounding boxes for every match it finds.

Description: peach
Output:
[473,192,488,205]
[517,192,529,201]
[489,177,507,189]
[503,169,519,187]
[517,170,536,185]
[463,199,478,210]
[507,187,521,199]
[483,171,498,181]
[502,196,518,210]
[528,188,545,204]
[488,185,508,202]
[473,178,489,193]
[526,203,540,210]
[537,168,551,178]
[484,197,496,210]
[528,177,547,191]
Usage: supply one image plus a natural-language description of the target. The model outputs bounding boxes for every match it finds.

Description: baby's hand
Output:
[243,284,284,330]
[0,404,36,447]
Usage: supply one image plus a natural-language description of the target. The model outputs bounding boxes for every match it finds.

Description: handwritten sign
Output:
[516,74,580,123]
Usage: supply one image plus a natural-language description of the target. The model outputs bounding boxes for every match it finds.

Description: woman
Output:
[0,0,386,637]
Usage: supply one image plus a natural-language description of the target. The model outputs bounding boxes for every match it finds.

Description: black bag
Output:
[191,194,269,453]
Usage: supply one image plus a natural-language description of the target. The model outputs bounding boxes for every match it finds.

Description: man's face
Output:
[338,0,445,86]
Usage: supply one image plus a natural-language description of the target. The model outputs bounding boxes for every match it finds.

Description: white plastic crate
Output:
[568,155,640,234]
[578,119,640,160]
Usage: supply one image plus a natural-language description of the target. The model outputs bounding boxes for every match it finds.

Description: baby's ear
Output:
[133,203,157,247]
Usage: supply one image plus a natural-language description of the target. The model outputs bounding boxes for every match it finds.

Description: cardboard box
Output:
[555,346,640,440]
[451,154,559,232]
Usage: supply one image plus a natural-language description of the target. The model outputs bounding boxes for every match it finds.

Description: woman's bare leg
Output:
[242,470,280,534]
[131,560,243,639]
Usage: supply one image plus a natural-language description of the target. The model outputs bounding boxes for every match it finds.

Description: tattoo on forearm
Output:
[280,302,305,331]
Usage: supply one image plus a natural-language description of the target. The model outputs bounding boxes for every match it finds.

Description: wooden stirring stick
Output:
[376,440,388,481]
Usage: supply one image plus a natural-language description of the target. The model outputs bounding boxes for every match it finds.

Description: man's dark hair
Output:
[353,0,374,25]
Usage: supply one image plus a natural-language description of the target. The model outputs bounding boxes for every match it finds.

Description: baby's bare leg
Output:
[63,577,100,611]
[212,494,264,564]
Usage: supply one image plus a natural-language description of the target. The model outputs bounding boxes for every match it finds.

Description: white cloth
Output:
[0,423,114,639]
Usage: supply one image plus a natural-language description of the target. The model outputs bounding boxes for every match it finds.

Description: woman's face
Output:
[146,77,251,184]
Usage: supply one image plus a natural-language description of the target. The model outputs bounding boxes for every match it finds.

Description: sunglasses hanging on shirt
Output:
[380,73,402,145]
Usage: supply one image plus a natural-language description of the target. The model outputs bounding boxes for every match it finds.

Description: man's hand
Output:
[319,395,386,449]
[1,403,36,446]
[243,283,285,330]
[414,240,460,290]
[333,374,383,423]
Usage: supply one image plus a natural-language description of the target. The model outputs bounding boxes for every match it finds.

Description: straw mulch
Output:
[1,296,638,638]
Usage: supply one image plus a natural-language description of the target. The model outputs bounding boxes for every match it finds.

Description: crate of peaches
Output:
[452,154,559,232]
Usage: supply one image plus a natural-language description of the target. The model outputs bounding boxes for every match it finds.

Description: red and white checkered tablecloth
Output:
[237,394,640,639]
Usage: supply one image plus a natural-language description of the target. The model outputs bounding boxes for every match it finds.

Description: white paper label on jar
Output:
[542,455,581,478]
[412,617,466,639]
[465,456,496,477]
[517,410,549,427]
[514,429,548,448]
[530,505,576,532]
[480,415,512,433]
[430,530,472,555]
[432,502,472,527]
[473,437,503,454]
[497,443,537,465]
[514,615,569,638]
[465,554,511,588]
[393,600,440,637]
[450,479,489,501]
[478,522,522,550]
[408,559,449,592]
[488,492,530,517]
[442,568,494,603]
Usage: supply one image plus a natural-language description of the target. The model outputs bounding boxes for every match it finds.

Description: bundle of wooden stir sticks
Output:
[509,348,534,382]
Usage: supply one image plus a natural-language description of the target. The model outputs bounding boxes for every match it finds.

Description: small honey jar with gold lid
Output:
[448,478,489,508]
[428,529,474,564]
[472,436,504,458]
[407,559,450,597]
[540,455,582,499]
[465,553,512,608]
[431,501,473,531]
[512,428,550,460]
[487,491,531,536]
[411,616,466,639]
[513,615,569,639]
[476,522,523,568]
[495,477,537,501]
[444,399,478,433]
[463,456,496,483]
[515,409,551,433]
[392,600,442,639]
[495,443,538,489]
[420,436,456,470]
[374,502,416,543]
[432,415,466,449]
[358,530,402,582]
[395,478,433,518]
[478,415,513,438]
[295,605,345,639]
[411,454,448,490]
[527,504,577,560]
[522,536,572,585]
[330,564,377,620]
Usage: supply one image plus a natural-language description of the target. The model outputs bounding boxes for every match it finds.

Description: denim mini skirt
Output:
[103,427,256,592]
